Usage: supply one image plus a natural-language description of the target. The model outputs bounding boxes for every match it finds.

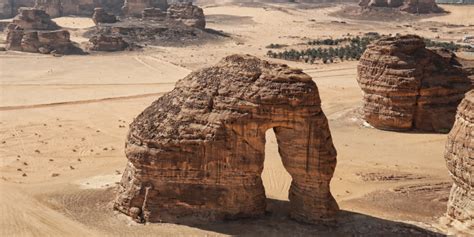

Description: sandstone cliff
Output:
[357,35,471,132]
[115,54,339,224]
[167,2,205,29]
[444,90,473,234]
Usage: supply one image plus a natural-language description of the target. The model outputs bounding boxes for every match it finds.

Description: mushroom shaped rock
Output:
[357,35,471,132]
[444,90,473,233]
[114,54,339,224]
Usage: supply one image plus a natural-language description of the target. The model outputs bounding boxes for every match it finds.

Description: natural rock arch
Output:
[114,54,339,224]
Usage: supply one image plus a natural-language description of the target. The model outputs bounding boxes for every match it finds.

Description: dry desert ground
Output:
[1,2,473,236]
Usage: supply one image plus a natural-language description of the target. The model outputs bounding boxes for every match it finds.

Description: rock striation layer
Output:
[167,2,205,29]
[5,8,82,55]
[114,54,339,224]
[357,35,471,132]
[444,90,473,234]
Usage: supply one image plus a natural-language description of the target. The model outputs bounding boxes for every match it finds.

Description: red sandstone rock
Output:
[444,90,473,234]
[167,2,205,29]
[357,35,471,132]
[114,54,339,224]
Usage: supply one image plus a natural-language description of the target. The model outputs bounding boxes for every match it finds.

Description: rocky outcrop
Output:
[122,0,168,17]
[400,0,443,14]
[5,8,82,55]
[89,34,129,51]
[359,0,443,14]
[357,35,471,132]
[92,7,117,24]
[11,7,59,30]
[444,90,473,234]
[167,2,205,29]
[114,54,339,224]
[35,0,62,18]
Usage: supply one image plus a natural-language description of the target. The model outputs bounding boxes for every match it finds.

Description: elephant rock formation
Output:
[115,54,339,224]
[357,35,471,132]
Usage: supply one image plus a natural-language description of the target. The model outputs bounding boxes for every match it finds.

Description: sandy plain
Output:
[0,2,473,236]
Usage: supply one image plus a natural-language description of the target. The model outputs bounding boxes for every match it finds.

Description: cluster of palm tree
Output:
[424,39,472,51]
[267,36,376,64]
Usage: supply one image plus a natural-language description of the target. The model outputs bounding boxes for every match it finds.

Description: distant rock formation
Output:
[444,90,473,234]
[122,0,168,17]
[357,35,471,132]
[92,7,117,24]
[6,8,82,55]
[142,7,166,19]
[114,54,339,224]
[89,34,129,51]
[167,2,205,29]
[359,0,443,14]
[35,0,62,18]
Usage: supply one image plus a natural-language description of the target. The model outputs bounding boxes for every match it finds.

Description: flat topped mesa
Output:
[444,90,473,234]
[114,54,339,224]
[357,34,471,133]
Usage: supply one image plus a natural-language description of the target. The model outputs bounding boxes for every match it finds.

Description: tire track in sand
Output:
[0,92,165,111]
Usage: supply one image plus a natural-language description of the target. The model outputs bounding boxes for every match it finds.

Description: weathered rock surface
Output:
[167,2,205,29]
[359,0,443,14]
[11,7,59,30]
[35,0,62,18]
[357,35,471,132]
[0,0,14,18]
[444,90,473,234]
[114,54,339,224]
[142,7,165,19]
[89,34,129,51]
[6,8,82,54]
[122,0,168,17]
[92,7,117,24]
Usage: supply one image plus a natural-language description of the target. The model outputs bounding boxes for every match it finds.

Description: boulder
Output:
[167,2,205,29]
[114,54,339,224]
[444,90,473,234]
[400,0,443,14]
[357,35,471,132]
[92,7,118,25]
[89,34,129,51]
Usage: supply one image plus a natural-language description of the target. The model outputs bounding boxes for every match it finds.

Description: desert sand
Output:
[1,2,473,236]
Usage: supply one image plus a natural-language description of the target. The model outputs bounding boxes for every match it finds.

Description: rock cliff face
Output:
[357,35,471,132]
[92,7,117,24]
[114,54,339,224]
[122,0,168,17]
[89,34,129,51]
[359,0,443,14]
[445,90,473,233]
[6,8,82,54]
[167,2,205,29]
